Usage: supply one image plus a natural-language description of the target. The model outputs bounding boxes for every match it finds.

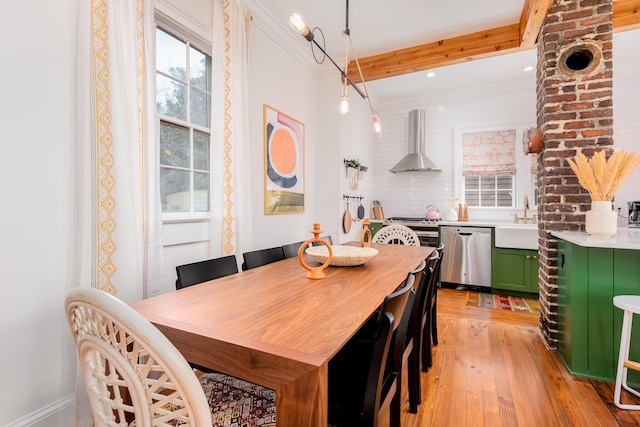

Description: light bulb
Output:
[340,96,349,114]
[372,114,382,135]
[289,13,313,41]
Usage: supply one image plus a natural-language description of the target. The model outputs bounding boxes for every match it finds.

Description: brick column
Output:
[536,0,614,349]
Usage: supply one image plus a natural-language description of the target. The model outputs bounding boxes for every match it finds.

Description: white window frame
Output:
[454,123,536,211]
[155,9,213,222]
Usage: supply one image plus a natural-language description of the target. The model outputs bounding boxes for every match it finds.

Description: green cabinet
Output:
[491,248,539,294]
[557,239,640,383]
[364,221,385,242]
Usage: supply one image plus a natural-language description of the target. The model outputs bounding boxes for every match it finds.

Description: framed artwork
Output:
[263,105,305,214]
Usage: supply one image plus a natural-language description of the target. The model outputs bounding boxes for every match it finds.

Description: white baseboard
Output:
[7,394,75,427]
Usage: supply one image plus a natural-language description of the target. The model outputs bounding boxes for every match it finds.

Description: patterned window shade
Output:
[462,129,516,176]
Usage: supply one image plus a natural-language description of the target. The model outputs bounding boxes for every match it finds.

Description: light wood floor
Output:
[390,288,640,427]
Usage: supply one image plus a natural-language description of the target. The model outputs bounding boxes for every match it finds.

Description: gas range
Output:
[383,217,440,246]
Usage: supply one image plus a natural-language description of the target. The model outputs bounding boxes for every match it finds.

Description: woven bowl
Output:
[305,245,378,267]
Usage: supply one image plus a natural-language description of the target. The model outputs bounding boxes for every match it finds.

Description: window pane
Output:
[465,192,479,206]
[496,176,512,189]
[194,171,210,212]
[156,28,186,80]
[193,130,210,171]
[160,122,190,168]
[464,176,479,190]
[157,74,187,121]
[161,168,190,212]
[190,46,210,90]
[496,191,513,207]
[480,176,495,188]
[480,191,495,206]
[190,87,211,127]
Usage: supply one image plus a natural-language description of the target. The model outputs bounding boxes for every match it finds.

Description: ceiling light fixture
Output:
[289,0,381,135]
[426,72,436,78]
[524,66,534,72]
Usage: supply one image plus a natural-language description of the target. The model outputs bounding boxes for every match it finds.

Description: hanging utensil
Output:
[343,199,352,233]
[357,199,365,220]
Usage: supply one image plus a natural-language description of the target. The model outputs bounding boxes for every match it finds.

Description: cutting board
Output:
[373,206,384,220]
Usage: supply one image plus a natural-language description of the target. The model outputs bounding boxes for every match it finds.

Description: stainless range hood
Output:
[389,109,441,173]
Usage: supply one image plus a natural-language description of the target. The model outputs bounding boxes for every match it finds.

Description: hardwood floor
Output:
[390,288,640,427]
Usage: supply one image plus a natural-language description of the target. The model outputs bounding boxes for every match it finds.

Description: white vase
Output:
[585,201,617,236]
[445,207,458,221]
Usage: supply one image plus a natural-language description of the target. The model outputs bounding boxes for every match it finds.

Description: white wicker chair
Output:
[372,224,421,246]
[65,288,277,427]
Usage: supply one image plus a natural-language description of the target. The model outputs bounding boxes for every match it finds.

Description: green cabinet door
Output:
[491,248,539,294]
[364,221,385,242]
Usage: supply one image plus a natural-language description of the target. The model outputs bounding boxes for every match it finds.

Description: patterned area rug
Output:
[199,372,276,427]
[465,291,538,314]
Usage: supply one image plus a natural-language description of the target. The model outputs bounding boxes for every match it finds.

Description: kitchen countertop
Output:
[551,228,640,250]
[438,219,531,227]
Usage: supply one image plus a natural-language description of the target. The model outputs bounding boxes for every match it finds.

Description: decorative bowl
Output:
[305,245,378,266]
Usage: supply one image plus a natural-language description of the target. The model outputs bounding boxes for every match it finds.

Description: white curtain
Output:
[210,0,252,259]
[76,0,162,423]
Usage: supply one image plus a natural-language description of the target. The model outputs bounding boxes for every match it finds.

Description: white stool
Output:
[614,295,640,409]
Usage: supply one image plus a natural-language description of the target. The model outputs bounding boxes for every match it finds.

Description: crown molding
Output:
[244,0,335,78]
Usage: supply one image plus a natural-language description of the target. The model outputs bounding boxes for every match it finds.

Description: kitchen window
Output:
[460,129,516,208]
[156,26,212,215]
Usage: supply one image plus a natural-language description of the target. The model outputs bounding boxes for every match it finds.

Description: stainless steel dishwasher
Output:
[439,226,492,289]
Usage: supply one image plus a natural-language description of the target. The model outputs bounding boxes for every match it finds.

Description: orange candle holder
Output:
[299,223,333,279]
[360,218,372,247]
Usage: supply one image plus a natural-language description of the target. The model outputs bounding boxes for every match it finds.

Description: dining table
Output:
[131,241,433,426]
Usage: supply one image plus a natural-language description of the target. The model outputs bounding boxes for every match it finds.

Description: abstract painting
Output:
[263,105,305,214]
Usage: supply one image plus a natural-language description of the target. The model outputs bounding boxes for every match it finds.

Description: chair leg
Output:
[422,316,433,372]
[390,381,401,427]
[432,294,439,346]
[615,310,640,409]
[408,343,421,413]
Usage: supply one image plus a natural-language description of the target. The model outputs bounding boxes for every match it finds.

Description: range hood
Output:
[389,109,441,173]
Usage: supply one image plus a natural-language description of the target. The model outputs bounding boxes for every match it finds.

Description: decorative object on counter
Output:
[360,218,372,247]
[298,223,333,279]
[306,244,378,267]
[457,203,469,222]
[444,197,459,221]
[567,149,640,236]
[522,127,543,154]
[425,205,440,220]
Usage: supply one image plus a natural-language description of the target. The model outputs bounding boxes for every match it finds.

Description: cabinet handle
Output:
[526,255,531,259]
[533,255,538,260]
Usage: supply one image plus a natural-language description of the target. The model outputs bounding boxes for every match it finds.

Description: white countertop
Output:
[551,228,640,250]
[438,219,527,227]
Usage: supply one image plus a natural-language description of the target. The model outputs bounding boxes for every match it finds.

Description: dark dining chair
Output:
[403,257,434,413]
[422,247,442,372]
[311,235,333,246]
[431,242,445,347]
[241,246,285,271]
[282,241,307,259]
[328,274,415,427]
[175,255,239,289]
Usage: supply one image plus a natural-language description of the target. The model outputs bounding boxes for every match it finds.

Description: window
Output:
[156,26,212,214]
[462,129,516,208]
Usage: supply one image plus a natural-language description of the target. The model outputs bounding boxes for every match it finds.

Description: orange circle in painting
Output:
[270,128,297,175]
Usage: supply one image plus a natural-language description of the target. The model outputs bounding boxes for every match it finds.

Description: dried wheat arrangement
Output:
[567,149,640,201]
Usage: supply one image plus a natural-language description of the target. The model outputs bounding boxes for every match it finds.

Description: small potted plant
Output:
[345,159,361,178]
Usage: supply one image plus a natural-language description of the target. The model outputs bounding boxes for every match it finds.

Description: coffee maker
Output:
[629,201,640,228]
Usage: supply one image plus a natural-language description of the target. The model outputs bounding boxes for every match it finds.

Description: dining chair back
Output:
[242,246,285,270]
[328,274,415,427]
[311,235,333,246]
[175,255,239,289]
[65,288,277,427]
[65,288,213,426]
[403,258,433,413]
[372,224,420,246]
[282,241,308,259]
[430,242,445,347]
[422,248,442,371]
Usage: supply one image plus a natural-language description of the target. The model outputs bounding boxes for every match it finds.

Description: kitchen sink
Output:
[494,224,538,250]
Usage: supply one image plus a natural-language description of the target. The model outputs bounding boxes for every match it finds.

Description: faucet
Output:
[513,194,537,224]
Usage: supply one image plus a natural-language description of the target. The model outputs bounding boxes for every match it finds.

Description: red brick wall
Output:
[536,0,613,348]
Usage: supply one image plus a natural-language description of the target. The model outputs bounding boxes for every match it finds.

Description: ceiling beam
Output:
[520,0,554,48]
[613,0,640,32]
[347,24,521,83]
[347,0,640,84]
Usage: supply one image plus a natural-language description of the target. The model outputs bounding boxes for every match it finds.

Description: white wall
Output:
[2,0,79,425]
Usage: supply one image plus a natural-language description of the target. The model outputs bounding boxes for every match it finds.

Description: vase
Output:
[585,201,617,236]
[445,207,458,221]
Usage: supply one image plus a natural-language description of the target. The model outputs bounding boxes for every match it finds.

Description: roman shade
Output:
[462,129,516,176]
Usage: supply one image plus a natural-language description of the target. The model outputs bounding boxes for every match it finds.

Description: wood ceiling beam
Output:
[347,0,640,84]
[613,0,640,32]
[519,0,554,48]
[347,24,521,83]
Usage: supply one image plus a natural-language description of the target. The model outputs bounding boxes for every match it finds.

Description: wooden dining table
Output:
[131,242,433,426]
